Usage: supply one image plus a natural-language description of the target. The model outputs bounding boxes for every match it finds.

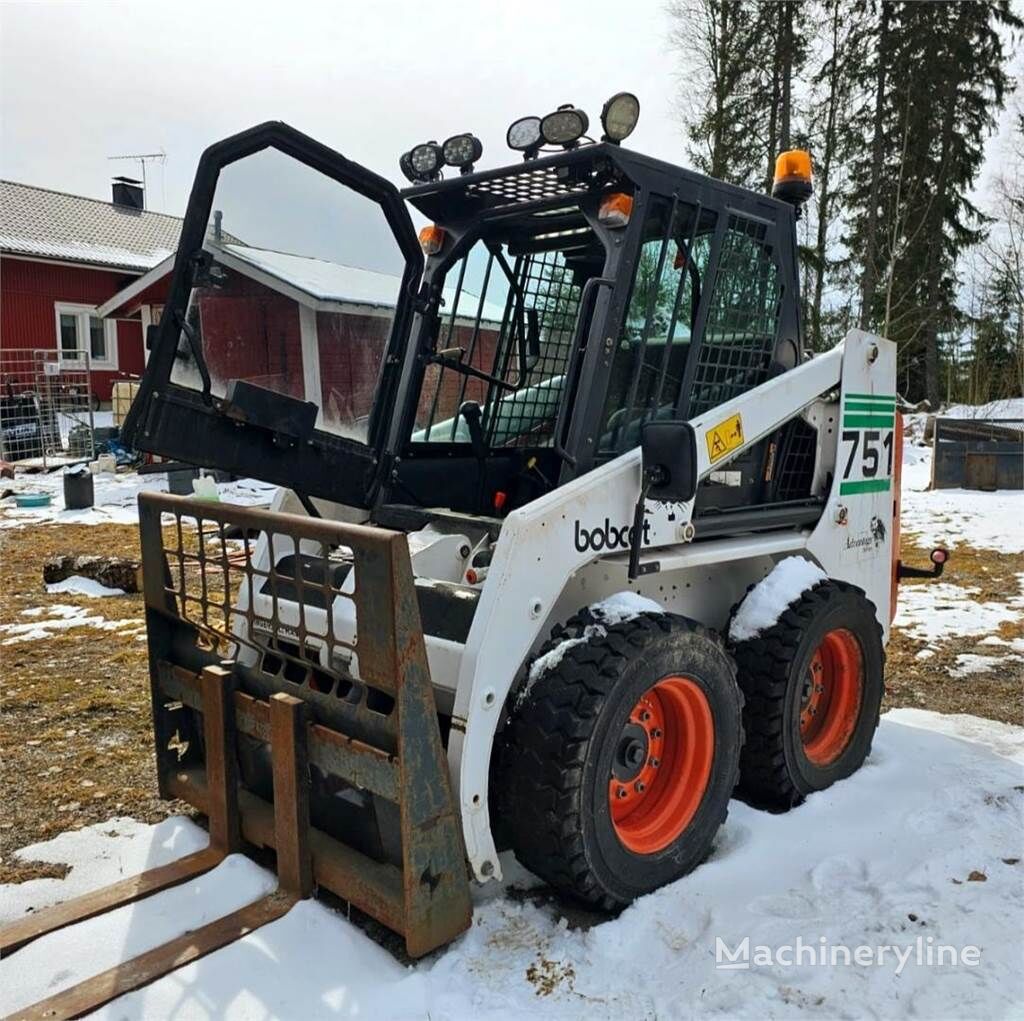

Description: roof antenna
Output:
[106,150,167,210]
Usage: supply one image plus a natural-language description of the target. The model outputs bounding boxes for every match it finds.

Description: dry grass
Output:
[0,519,1020,887]
[0,522,194,884]
[884,536,1024,726]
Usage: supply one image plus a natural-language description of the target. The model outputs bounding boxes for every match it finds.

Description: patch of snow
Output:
[728,556,827,643]
[950,653,1020,679]
[0,817,208,926]
[588,590,664,624]
[45,576,126,598]
[980,635,1024,653]
[520,594,665,705]
[893,582,1019,646]
[0,855,276,1017]
[522,624,607,698]
[939,397,1024,421]
[898,423,1024,554]
[2,712,1022,1019]
[0,605,144,645]
[0,469,279,529]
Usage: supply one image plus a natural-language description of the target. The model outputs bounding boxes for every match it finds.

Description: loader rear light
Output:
[598,192,633,228]
[418,225,446,256]
[772,149,813,205]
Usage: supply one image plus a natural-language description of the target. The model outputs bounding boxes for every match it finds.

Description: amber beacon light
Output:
[772,149,813,206]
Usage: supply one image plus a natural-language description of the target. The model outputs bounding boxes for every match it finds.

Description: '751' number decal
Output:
[839,430,893,495]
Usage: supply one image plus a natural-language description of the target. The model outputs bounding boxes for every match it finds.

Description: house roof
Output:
[0,180,182,272]
[100,240,507,326]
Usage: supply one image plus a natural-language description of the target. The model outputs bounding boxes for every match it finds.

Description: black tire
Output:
[494,609,743,910]
[731,579,884,809]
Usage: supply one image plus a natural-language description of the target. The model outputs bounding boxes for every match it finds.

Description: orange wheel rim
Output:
[608,676,714,855]
[800,628,863,765]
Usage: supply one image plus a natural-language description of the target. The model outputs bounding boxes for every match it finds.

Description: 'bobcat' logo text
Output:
[574,517,652,553]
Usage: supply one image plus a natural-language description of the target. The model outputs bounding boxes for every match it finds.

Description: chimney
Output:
[111,176,144,210]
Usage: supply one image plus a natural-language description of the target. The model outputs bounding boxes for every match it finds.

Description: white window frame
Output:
[54,302,119,370]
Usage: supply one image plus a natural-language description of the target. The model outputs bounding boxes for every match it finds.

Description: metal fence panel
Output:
[0,347,95,466]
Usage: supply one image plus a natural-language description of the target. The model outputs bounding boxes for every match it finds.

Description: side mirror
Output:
[640,420,698,503]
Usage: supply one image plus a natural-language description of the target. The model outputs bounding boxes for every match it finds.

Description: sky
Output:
[0,0,686,216]
[1,0,1016,276]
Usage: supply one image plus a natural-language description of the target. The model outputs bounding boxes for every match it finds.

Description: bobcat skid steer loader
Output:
[1,99,949,1012]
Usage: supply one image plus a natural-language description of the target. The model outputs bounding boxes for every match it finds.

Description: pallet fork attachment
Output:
[1,672,307,1020]
[0,496,472,1017]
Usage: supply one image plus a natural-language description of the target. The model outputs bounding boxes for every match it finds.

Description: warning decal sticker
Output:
[705,413,744,463]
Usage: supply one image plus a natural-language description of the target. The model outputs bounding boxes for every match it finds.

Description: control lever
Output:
[460,401,488,512]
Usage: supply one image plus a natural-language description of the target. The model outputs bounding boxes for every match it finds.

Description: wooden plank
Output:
[0,847,223,958]
[201,665,241,853]
[9,891,296,1021]
[269,694,313,898]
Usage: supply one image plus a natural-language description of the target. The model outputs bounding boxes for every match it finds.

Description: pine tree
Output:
[845,1,1021,404]
[667,0,766,186]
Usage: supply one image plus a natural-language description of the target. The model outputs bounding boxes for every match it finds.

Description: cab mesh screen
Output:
[689,214,781,417]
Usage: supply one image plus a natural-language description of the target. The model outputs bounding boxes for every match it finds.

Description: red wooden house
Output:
[100,239,504,436]
[0,178,183,401]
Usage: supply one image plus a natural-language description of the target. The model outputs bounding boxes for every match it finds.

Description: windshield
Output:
[169,146,409,443]
[412,223,603,450]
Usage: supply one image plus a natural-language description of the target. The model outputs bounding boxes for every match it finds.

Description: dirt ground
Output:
[1,521,1021,885]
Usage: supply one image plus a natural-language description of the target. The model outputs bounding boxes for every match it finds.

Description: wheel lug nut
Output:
[616,786,628,799]
[651,728,662,739]
[634,781,646,793]
[814,684,824,693]
[649,757,660,768]
[640,710,651,722]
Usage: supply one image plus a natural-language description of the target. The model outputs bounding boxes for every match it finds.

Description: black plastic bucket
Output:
[63,468,95,510]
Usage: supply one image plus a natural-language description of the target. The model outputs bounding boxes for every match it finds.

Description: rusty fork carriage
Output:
[0,492,472,1019]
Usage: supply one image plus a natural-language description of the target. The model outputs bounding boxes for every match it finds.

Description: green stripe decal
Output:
[844,400,896,412]
[844,393,897,402]
[843,414,895,429]
[839,478,892,495]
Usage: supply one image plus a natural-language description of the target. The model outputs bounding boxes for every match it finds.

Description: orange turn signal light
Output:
[598,192,633,228]
[418,225,446,256]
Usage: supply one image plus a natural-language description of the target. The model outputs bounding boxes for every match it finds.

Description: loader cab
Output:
[123,118,812,531]
[389,143,809,525]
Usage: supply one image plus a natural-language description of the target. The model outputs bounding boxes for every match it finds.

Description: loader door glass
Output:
[413,239,589,449]
[170,147,407,442]
[688,213,782,416]
[598,198,714,456]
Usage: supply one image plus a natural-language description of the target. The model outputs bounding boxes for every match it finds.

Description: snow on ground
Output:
[900,442,1023,554]
[0,603,145,645]
[1,711,1021,1020]
[0,469,278,529]
[46,575,126,597]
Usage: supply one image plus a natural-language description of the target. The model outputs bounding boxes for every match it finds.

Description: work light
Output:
[506,115,542,157]
[403,141,443,182]
[540,105,589,147]
[601,92,640,143]
[399,151,417,183]
[442,133,483,173]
